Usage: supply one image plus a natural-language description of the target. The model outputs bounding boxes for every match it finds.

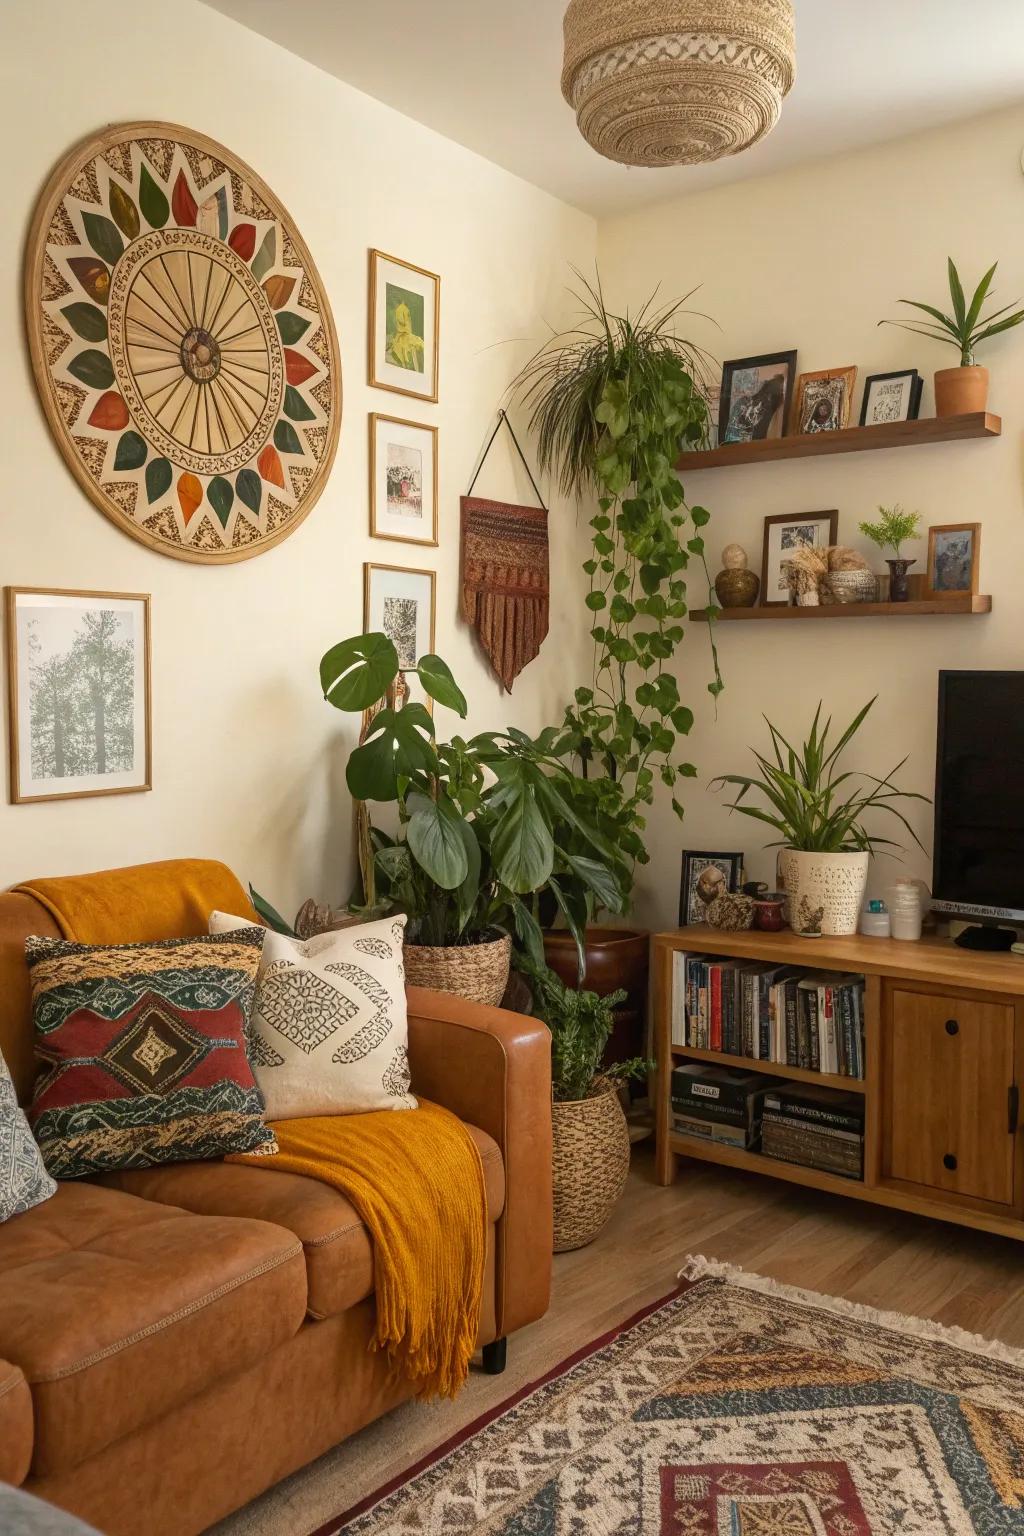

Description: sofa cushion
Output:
[0,1181,306,1476]
[0,1358,33,1485]
[1,1047,55,1223]
[25,929,275,1177]
[97,1121,506,1319]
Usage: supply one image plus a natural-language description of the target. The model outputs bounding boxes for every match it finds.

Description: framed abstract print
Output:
[363,563,436,672]
[860,369,923,426]
[791,366,858,434]
[718,351,796,445]
[925,523,980,598]
[368,250,439,403]
[369,414,438,546]
[760,509,839,606]
[5,587,151,804]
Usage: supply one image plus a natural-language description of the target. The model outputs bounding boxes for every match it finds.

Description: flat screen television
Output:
[932,670,1024,925]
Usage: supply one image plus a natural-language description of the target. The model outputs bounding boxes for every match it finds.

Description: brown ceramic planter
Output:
[543,925,649,1065]
[934,365,988,418]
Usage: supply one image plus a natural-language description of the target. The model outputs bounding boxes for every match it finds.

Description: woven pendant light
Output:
[561,0,796,168]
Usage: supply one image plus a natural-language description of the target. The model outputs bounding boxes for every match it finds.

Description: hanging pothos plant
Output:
[514,275,721,897]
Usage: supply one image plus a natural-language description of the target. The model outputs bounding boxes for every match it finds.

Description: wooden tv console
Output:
[653,927,1024,1241]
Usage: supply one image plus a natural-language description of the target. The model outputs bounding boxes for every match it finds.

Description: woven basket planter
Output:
[404,931,511,1007]
[552,1080,631,1252]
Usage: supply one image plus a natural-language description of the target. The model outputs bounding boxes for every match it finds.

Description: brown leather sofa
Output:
[0,862,553,1536]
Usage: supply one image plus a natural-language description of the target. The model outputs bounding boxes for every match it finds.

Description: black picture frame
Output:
[718,351,797,446]
[679,850,744,926]
[859,369,923,427]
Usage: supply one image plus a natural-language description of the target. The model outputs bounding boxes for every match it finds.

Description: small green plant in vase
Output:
[858,504,922,602]
[880,258,1024,417]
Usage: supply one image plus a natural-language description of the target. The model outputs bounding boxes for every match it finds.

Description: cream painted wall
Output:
[0,0,596,914]
[599,106,1024,929]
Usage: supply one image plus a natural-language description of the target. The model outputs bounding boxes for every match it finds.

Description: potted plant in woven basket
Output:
[712,698,928,937]
[521,957,649,1252]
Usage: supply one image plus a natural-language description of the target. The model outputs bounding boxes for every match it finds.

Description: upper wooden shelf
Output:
[692,594,992,622]
[676,411,1001,471]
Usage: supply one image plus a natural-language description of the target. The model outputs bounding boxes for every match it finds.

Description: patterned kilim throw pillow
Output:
[209,912,415,1120]
[0,1047,56,1221]
[26,929,275,1178]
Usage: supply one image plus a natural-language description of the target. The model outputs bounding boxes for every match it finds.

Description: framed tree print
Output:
[363,564,436,671]
[5,588,151,804]
[369,414,438,546]
[25,122,341,563]
[368,250,439,403]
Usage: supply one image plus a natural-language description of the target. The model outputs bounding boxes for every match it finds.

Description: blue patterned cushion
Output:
[0,1048,56,1222]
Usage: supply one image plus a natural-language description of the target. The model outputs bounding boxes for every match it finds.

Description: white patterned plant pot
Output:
[777,850,870,937]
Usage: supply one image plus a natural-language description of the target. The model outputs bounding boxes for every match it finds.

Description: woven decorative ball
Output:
[561,0,796,168]
[828,568,878,604]
[551,1080,631,1251]
[403,932,511,1007]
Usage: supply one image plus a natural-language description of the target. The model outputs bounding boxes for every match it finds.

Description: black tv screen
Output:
[933,671,1024,921]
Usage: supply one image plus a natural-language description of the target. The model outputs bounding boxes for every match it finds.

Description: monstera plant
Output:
[316,632,630,992]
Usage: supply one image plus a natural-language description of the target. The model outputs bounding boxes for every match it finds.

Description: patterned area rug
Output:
[321,1255,1024,1534]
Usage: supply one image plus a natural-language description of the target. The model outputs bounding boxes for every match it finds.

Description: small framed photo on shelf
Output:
[924,523,980,597]
[5,587,151,805]
[369,414,438,546]
[760,509,839,606]
[718,351,797,445]
[791,366,858,434]
[679,850,744,927]
[367,249,440,403]
[860,369,923,427]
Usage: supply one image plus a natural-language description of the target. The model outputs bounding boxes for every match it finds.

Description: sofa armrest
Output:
[406,986,552,1338]
[0,1359,33,1486]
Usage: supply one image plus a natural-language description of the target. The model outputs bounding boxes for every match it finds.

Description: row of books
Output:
[670,952,865,1079]
[671,1063,864,1181]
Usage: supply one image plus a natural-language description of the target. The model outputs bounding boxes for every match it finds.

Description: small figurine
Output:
[714,543,760,608]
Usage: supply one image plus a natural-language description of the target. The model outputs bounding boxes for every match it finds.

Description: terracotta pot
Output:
[543,926,649,1066]
[551,1079,630,1251]
[934,365,988,418]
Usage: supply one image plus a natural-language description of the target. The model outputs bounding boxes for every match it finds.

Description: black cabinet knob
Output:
[943,1153,958,1171]
[945,1019,959,1036]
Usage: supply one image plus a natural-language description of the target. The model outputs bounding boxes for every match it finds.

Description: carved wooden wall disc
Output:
[26,122,341,562]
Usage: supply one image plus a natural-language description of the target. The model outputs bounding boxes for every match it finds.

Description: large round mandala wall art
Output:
[26,123,341,562]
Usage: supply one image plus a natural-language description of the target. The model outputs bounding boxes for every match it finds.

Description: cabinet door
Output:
[884,987,1017,1207]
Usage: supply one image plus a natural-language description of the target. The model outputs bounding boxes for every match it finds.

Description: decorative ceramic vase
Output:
[885,558,916,602]
[828,569,878,604]
[551,1079,630,1252]
[403,931,511,1007]
[934,365,989,418]
[777,850,870,938]
[752,893,787,931]
[714,543,759,608]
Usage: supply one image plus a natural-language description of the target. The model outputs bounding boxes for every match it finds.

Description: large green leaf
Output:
[509,898,545,968]
[346,704,437,801]
[416,654,467,717]
[320,632,398,712]
[406,791,470,890]
[561,852,624,914]
[248,884,296,936]
[453,817,483,933]
[490,775,554,894]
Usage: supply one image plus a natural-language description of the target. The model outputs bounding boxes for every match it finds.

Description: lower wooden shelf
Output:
[692,595,992,622]
[671,1042,864,1094]
[669,1132,863,1199]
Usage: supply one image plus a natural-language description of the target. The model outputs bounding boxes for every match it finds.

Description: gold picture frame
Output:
[790,366,858,435]
[367,249,440,403]
[368,413,439,547]
[5,587,152,804]
[363,563,437,670]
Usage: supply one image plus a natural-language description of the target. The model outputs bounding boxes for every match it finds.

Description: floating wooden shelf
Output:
[692,595,992,622]
[676,411,1001,471]
[671,1042,865,1094]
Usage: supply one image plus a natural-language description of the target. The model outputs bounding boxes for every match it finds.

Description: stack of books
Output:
[760,1083,865,1180]
[670,953,865,1079]
[671,1063,773,1150]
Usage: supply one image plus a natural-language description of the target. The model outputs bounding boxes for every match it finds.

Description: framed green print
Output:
[368,250,439,403]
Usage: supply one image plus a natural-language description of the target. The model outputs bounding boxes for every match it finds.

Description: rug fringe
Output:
[678,1253,1024,1368]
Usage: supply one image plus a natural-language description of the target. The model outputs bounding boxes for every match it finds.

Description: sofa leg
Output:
[482,1336,507,1375]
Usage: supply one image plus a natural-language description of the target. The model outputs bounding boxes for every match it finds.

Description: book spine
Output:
[741,974,754,1058]
[808,989,820,1073]
[710,965,722,1052]
[763,1097,864,1132]
[673,1113,750,1148]
[699,963,709,1049]
[670,1097,747,1126]
[671,952,685,1047]
[758,976,771,1061]
[796,987,809,1070]
[785,980,798,1066]
[840,985,855,1078]
[761,1111,863,1144]
[852,983,864,1080]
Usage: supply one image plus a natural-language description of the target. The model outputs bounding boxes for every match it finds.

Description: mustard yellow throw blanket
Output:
[230,1103,487,1399]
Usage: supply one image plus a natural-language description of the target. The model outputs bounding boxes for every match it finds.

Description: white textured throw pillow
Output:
[1,1047,57,1222]
[208,912,415,1119]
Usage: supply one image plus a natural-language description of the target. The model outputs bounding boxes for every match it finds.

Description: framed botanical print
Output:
[925,523,980,597]
[791,366,857,434]
[718,351,797,445]
[679,850,743,926]
[368,250,440,403]
[5,587,151,804]
[369,414,438,546]
[363,563,436,672]
[760,510,839,606]
[860,369,923,426]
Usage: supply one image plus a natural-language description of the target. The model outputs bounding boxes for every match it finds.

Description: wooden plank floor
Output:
[212,1147,1024,1535]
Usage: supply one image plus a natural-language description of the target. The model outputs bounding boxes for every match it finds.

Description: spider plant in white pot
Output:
[712,699,928,936]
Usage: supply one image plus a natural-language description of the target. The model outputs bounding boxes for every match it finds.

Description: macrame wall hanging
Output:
[461,410,549,692]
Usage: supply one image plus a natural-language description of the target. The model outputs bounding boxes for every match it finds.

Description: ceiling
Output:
[205,0,1024,217]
